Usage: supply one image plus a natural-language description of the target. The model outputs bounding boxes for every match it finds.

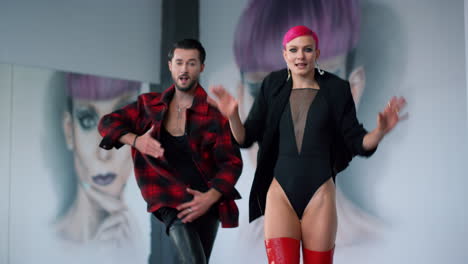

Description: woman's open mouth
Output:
[295,63,308,69]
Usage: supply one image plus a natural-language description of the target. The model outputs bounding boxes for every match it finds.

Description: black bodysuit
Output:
[274,88,333,219]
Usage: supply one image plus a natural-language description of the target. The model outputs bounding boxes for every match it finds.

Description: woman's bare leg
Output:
[264,178,301,239]
[301,177,337,251]
[264,178,301,263]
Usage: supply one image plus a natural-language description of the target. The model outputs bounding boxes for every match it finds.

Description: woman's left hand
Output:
[377,96,407,135]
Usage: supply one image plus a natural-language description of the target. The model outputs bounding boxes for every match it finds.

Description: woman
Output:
[210,25,406,263]
[53,73,143,247]
[230,0,383,247]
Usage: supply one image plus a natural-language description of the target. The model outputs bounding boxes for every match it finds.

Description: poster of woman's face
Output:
[3,65,150,263]
[55,73,142,245]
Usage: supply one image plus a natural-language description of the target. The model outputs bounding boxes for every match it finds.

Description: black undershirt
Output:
[159,126,208,192]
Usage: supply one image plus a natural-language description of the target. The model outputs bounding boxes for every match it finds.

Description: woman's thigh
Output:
[301,178,337,251]
[264,178,301,240]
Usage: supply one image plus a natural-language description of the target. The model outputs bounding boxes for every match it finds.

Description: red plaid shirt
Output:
[98,84,243,228]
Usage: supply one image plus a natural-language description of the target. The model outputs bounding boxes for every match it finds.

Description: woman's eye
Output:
[305,48,314,52]
[76,110,98,131]
[289,48,297,53]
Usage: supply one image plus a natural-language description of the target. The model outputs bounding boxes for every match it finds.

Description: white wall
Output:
[341,0,468,263]
[8,66,58,263]
[0,64,12,264]
[199,0,248,83]
[466,0,468,125]
[0,0,161,83]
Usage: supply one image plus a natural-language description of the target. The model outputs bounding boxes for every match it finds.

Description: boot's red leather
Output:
[302,246,334,264]
[264,237,300,264]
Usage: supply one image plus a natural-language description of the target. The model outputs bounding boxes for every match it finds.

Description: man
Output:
[98,39,243,264]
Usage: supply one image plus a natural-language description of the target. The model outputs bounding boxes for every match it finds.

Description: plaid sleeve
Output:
[218,200,239,228]
[98,98,142,150]
[210,118,243,199]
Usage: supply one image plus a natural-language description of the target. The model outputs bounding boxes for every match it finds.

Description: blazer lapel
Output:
[262,76,292,151]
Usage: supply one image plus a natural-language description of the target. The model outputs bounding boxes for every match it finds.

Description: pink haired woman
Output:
[210,25,406,263]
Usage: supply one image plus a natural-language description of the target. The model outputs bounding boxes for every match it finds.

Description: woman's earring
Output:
[316,62,325,75]
[287,67,291,81]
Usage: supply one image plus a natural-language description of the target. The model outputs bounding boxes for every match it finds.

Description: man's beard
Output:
[175,79,197,92]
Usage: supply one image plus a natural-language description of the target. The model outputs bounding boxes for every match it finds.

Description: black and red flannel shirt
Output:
[98,84,243,228]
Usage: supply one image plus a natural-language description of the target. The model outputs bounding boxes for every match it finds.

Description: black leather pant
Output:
[153,207,219,264]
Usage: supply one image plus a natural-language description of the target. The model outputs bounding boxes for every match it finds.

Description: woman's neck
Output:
[56,187,106,242]
[292,72,319,89]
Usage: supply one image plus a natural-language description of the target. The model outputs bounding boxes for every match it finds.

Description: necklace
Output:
[175,103,191,134]
[176,104,191,119]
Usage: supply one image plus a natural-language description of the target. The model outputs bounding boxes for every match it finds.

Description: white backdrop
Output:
[0,64,12,264]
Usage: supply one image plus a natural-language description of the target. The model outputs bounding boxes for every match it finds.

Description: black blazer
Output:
[241,68,376,222]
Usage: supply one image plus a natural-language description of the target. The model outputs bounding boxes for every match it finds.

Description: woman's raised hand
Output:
[377,96,407,135]
[208,85,239,119]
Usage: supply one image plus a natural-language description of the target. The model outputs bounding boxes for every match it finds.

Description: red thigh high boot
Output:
[264,237,300,264]
[302,246,334,264]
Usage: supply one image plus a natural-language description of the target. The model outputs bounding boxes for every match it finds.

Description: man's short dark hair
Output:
[168,39,206,64]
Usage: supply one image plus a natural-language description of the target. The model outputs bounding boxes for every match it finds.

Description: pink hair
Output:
[282,25,319,50]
